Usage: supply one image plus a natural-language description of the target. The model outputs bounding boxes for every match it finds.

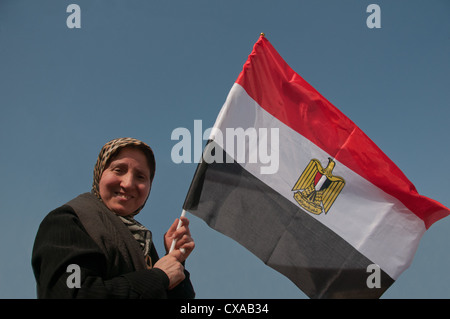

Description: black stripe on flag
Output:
[184,141,394,299]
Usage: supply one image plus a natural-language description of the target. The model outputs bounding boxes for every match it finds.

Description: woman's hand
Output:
[153,251,186,290]
[164,216,195,262]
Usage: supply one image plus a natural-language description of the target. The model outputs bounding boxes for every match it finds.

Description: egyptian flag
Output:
[183,34,450,298]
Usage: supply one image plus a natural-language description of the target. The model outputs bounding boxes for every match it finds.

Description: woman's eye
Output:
[113,167,123,173]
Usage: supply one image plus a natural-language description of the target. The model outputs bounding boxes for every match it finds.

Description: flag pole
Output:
[169,209,186,253]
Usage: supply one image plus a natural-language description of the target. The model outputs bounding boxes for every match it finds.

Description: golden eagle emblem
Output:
[292,158,345,215]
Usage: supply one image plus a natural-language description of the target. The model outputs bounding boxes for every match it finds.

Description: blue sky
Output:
[0,0,449,298]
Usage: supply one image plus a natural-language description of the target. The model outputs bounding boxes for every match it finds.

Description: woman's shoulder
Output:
[41,192,99,223]
[38,202,83,232]
[33,197,92,251]
[38,192,97,230]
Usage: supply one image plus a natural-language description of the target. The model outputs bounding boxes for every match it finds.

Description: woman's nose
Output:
[120,172,135,189]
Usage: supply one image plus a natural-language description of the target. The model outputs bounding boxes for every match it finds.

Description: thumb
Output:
[169,249,184,263]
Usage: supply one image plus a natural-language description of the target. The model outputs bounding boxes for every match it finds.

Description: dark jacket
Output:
[31,192,195,299]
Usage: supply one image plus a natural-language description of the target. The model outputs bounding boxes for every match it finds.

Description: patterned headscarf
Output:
[92,138,156,260]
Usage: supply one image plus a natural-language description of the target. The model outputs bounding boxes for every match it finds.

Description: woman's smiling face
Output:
[99,147,152,216]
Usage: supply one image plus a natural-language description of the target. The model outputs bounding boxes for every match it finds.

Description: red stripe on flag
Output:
[235,36,449,228]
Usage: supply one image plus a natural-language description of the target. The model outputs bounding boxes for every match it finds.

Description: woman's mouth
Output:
[115,192,133,200]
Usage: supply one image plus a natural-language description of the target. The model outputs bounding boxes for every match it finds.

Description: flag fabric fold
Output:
[183,35,449,298]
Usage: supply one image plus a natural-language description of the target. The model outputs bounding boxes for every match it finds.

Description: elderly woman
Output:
[32,138,195,298]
